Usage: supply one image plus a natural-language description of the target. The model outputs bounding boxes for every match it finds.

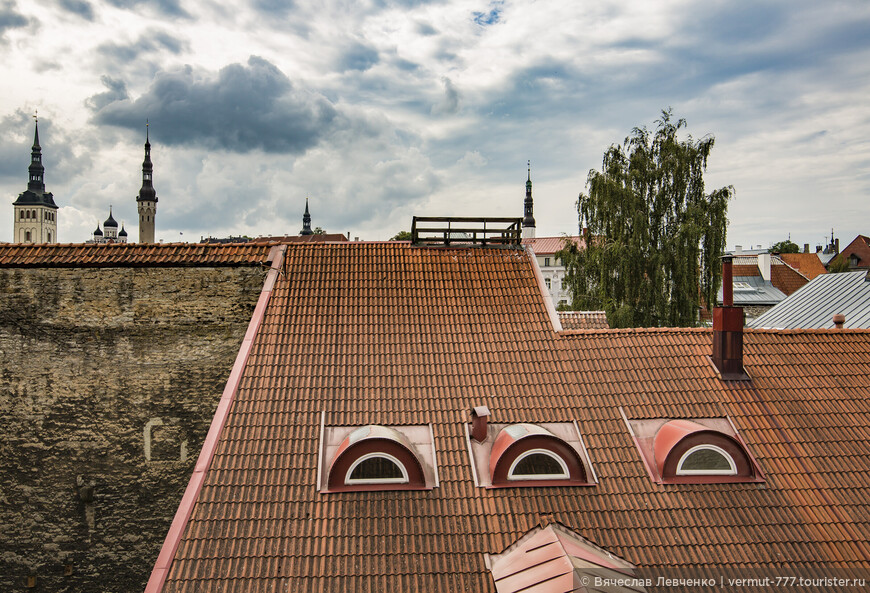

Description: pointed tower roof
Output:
[300,198,314,236]
[14,115,58,209]
[522,160,535,230]
[119,224,128,237]
[137,122,158,203]
[94,223,103,237]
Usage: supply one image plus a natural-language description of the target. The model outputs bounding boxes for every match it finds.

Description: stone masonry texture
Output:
[0,266,266,592]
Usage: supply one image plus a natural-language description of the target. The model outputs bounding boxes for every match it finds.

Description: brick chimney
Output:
[471,406,490,442]
[712,256,750,380]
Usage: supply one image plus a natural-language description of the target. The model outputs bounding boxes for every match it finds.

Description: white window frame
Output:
[676,444,737,475]
[507,448,570,480]
[345,452,409,485]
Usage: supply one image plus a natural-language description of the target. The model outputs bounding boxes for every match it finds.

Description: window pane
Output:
[349,456,404,481]
[513,453,564,476]
[681,448,732,471]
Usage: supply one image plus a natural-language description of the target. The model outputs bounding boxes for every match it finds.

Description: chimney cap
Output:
[473,406,490,418]
[833,314,845,328]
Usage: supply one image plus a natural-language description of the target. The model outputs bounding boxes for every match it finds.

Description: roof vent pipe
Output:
[833,314,845,329]
[712,256,750,381]
[471,406,490,442]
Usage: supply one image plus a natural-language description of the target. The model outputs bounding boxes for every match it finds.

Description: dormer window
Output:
[676,444,737,475]
[318,420,438,492]
[466,410,596,488]
[508,449,570,480]
[346,452,408,484]
[623,413,763,484]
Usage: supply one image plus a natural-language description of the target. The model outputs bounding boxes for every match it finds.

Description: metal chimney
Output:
[712,256,749,380]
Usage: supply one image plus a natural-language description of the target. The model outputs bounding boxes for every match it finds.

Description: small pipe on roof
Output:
[833,314,845,329]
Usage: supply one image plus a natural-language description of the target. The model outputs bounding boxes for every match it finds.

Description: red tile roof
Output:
[557,310,609,330]
[149,242,870,592]
[0,242,276,267]
[837,234,870,268]
[779,253,828,280]
[522,236,584,255]
[770,262,809,296]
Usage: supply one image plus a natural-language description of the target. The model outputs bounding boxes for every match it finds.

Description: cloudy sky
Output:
[1,0,868,247]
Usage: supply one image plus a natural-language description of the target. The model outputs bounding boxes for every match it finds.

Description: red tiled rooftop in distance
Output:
[0,242,277,267]
[151,242,870,593]
[558,310,609,330]
[521,235,584,255]
[779,252,828,280]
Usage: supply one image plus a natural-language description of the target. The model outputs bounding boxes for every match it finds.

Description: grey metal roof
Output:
[748,270,870,329]
[718,275,786,305]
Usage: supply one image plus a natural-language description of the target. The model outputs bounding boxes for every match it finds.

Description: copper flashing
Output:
[143,244,287,593]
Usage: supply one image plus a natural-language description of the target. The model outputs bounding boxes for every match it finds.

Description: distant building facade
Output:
[522,236,584,308]
[12,120,58,244]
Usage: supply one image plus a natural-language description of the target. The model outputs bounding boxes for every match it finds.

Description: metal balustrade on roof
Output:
[411,216,523,247]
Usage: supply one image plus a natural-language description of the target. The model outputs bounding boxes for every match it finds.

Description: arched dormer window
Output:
[508,448,570,480]
[489,423,589,487]
[625,416,763,484]
[676,444,737,475]
[324,424,434,492]
[346,452,409,484]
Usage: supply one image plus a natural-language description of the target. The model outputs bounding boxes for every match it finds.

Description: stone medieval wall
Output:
[0,265,267,592]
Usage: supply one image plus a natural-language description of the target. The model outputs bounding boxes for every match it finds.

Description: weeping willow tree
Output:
[559,110,732,328]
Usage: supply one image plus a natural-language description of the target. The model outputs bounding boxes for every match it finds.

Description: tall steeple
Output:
[28,120,45,192]
[522,161,536,239]
[136,122,158,243]
[300,198,313,235]
[13,113,58,243]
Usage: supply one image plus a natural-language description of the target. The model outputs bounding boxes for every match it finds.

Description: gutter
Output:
[144,244,287,593]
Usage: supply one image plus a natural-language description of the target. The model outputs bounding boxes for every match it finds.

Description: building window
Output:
[320,422,438,492]
[545,278,551,290]
[544,257,551,267]
[466,415,596,488]
[676,444,737,475]
[624,416,763,484]
[508,449,570,480]
[25,231,31,242]
[346,452,409,484]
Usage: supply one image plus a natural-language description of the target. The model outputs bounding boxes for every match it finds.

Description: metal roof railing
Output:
[410,217,523,248]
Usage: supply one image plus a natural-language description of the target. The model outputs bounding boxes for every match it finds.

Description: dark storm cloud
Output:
[338,42,380,72]
[57,0,94,20]
[97,30,188,63]
[0,1,29,40]
[90,56,341,154]
[86,76,130,111]
[105,0,189,18]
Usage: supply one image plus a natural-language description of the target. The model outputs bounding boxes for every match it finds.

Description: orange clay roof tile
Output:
[146,242,870,593]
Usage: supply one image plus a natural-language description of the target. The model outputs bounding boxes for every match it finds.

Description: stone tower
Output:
[136,124,158,243]
[522,161,536,239]
[13,117,58,244]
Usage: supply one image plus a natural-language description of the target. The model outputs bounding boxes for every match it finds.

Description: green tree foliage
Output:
[828,256,851,273]
[770,239,800,253]
[313,227,326,235]
[559,110,733,328]
[390,230,412,241]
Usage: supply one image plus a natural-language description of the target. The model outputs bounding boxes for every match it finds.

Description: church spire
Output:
[300,197,314,235]
[522,160,536,239]
[28,117,45,192]
[137,121,158,243]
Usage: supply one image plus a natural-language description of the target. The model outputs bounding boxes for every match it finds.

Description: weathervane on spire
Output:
[33,110,38,123]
